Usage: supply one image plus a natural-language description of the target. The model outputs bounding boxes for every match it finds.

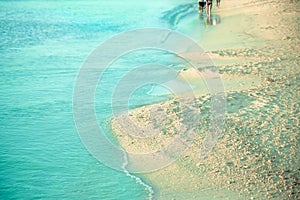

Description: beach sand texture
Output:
[111,0,299,199]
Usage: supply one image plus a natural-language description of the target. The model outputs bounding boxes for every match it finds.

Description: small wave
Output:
[147,84,172,96]
[146,85,155,95]
[121,150,155,200]
[161,3,196,28]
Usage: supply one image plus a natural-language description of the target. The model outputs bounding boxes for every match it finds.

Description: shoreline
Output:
[112,0,299,199]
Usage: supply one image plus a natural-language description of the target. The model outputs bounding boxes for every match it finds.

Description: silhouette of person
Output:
[198,0,206,15]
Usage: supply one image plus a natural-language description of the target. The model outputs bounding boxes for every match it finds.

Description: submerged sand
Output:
[111,0,299,199]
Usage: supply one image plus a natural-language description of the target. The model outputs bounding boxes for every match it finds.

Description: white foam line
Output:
[121,150,155,200]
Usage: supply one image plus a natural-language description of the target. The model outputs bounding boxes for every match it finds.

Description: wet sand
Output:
[111,0,299,199]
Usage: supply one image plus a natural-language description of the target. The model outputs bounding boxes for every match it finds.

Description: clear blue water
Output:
[0,0,205,199]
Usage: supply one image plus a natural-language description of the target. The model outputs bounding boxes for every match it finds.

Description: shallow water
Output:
[0,0,207,199]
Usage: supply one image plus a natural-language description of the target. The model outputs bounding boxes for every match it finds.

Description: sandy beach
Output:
[111,0,299,199]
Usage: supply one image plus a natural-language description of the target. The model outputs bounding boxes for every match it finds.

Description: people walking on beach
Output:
[206,0,213,17]
[198,0,206,14]
[198,0,220,17]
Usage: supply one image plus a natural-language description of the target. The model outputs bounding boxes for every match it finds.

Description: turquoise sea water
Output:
[0,0,206,199]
